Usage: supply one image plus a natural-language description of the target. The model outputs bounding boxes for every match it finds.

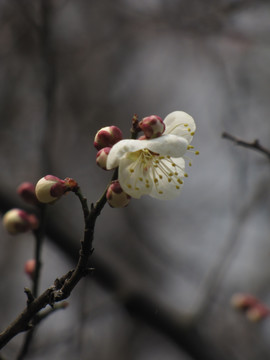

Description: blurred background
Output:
[1,0,270,359]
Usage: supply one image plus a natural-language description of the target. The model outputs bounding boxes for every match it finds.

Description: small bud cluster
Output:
[3,209,39,235]
[93,125,131,208]
[231,293,270,322]
[94,126,123,171]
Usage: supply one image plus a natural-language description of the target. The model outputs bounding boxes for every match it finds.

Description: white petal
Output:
[148,157,185,200]
[144,134,188,157]
[118,155,152,199]
[106,135,188,170]
[164,111,196,144]
[106,139,143,169]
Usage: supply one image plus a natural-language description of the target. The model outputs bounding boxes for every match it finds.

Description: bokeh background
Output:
[1,0,270,359]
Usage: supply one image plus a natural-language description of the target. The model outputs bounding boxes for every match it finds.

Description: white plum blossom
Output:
[106,111,197,200]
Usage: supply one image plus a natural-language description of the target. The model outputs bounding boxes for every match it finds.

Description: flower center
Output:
[126,148,184,195]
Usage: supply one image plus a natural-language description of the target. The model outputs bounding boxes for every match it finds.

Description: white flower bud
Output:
[106,180,131,208]
[94,126,123,150]
[3,209,39,235]
[35,175,67,203]
[96,147,111,170]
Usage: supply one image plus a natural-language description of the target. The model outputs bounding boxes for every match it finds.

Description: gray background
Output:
[1,0,270,359]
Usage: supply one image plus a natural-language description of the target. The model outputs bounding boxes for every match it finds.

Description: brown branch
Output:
[222,131,270,160]
[0,172,116,350]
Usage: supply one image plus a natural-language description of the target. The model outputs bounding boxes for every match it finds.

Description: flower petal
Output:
[144,134,188,157]
[164,111,196,144]
[148,157,185,200]
[106,135,188,170]
[118,155,152,199]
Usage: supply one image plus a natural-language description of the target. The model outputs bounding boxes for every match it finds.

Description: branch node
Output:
[24,288,35,306]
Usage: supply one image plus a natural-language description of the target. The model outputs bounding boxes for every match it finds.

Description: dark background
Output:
[1,0,270,359]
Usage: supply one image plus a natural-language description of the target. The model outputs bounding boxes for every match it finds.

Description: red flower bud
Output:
[139,115,165,139]
[246,303,270,322]
[17,182,39,206]
[94,126,123,150]
[24,259,36,279]
[231,293,258,310]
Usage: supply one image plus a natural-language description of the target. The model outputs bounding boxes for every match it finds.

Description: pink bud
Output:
[35,175,67,204]
[139,115,165,139]
[246,303,270,322]
[17,182,39,206]
[106,180,131,208]
[3,209,39,235]
[96,147,111,170]
[94,126,123,150]
[24,259,36,279]
[230,293,258,310]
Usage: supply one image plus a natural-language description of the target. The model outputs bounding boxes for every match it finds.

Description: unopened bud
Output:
[3,209,39,234]
[139,115,165,139]
[106,180,131,208]
[94,126,123,150]
[246,304,270,322]
[17,182,39,206]
[24,259,36,279]
[35,175,71,204]
[230,293,258,310]
[96,147,111,170]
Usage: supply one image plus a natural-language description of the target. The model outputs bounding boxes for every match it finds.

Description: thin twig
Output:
[222,131,270,160]
[17,204,47,360]
[0,170,118,350]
